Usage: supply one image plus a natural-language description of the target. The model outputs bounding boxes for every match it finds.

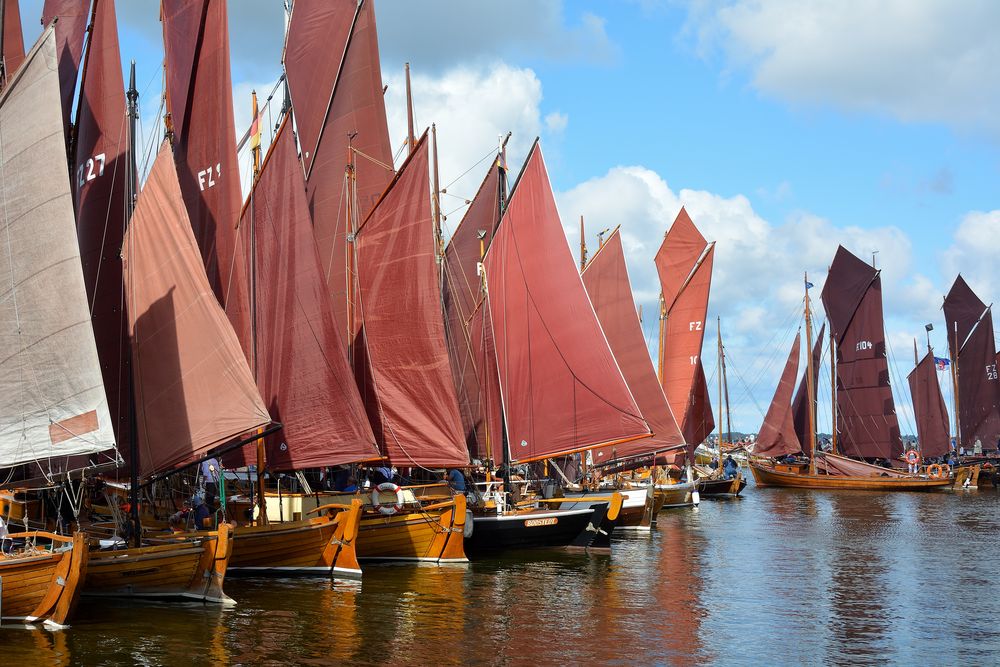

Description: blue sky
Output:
[15,1,1000,433]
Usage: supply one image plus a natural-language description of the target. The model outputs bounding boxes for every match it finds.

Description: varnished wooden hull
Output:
[0,532,87,627]
[749,462,953,491]
[561,488,650,530]
[655,481,697,508]
[697,474,747,497]
[357,495,467,563]
[84,524,234,604]
[228,500,363,578]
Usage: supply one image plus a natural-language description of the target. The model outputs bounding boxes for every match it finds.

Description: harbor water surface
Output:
[5,482,999,666]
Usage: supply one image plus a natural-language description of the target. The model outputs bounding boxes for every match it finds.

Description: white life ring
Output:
[372,482,404,515]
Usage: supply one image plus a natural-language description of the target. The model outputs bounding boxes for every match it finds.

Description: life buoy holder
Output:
[927,463,946,479]
[905,449,920,465]
[372,482,404,515]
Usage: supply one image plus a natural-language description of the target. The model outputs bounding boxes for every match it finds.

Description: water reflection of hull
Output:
[228,501,362,578]
[465,505,607,554]
[697,473,747,497]
[749,462,952,491]
[84,524,233,603]
[0,532,87,627]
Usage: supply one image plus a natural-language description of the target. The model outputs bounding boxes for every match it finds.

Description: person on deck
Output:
[201,457,221,506]
[723,455,739,479]
[192,494,212,530]
[370,466,394,486]
[447,468,467,494]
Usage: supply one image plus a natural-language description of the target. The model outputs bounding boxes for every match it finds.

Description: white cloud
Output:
[941,209,1000,306]
[682,1,1000,135]
[383,62,553,230]
[544,111,569,134]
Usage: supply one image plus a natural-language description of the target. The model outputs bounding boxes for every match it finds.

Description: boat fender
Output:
[464,509,475,538]
[905,449,920,465]
[691,490,700,506]
[927,463,945,479]
[372,483,404,515]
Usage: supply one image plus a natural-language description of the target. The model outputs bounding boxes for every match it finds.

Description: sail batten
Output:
[287,0,394,337]
[233,117,379,470]
[0,27,116,470]
[821,246,901,460]
[354,133,468,467]
[483,145,649,464]
[755,333,802,458]
[582,228,684,464]
[124,144,270,478]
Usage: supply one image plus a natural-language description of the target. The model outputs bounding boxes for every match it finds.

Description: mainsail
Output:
[655,207,715,455]
[161,0,248,346]
[791,322,824,454]
[123,144,270,478]
[483,144,649,463]
[907,352,950,459]
[943,276,1000,449]
[40,0,89,135]
[1,0,25,87]
[820,246,902,460]
[442,163,503,460]
[74,0,129,448]
[755,333,802,458]
[236,116,379,470]
[285,0,394,336]
[0,27,116,471]
[354,133,468,467]
[582,228,685,464]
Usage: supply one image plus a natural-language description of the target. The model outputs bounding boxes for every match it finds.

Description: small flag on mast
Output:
[935,357,950,371]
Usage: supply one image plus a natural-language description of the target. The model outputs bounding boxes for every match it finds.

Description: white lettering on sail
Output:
[197,163,222,191]
[689,355,698,366]
[76,153,106,187]
[987,364,998,381]
[855,340,873,352]
[689,321,702,331]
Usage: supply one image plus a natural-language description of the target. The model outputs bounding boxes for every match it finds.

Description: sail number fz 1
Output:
[77,153,106,187]
[198,163,222,191]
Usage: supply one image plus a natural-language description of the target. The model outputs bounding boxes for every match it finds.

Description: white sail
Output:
[0,28,117,470]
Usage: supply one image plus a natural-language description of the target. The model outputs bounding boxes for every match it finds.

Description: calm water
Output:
[5,481,1000,666]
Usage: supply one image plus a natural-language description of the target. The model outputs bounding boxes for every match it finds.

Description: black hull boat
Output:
[465,503,611,555]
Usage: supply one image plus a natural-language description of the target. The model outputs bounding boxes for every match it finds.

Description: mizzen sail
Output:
[124,144,270,478]
[0,27,116,469]
[483,144,649,463]
[820,246,901,460]
[907,352,951,459]
[755,332,802,458]
[355,133,468,467]
[238,116,379,470]
[582,228,685,464]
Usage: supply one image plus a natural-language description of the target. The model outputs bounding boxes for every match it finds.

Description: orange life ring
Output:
[372,482,404,515]
[940,463,951,477]
[905,449,920,465]
[927,463,945,479]
[983,462,993,469]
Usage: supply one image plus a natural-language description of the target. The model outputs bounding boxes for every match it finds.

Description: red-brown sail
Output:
[354,133,468,467]
[755,332,802,458]
[483,144,649,463]
[123,144,270,478]
[286,0,394,337]
[791,322,824,454]
[161,0,248,349]
[582,228,685,464]
[1,0,25,87]
[943,276,1000,450]
[442,163,503,460]
[73,0,128,447]
[236,116,379,470]
[820,246,902,460]
[907,352,950,459]
[655,209,714,456]
[40,0,88,134]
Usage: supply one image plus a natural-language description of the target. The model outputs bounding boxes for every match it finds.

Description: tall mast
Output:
[829,329,837,455]
[717,317,724,474]
[345,132,358,363]
[125,60,140,547]
[248,90,267,525]
[579,215,587,271]
[723,337,733,450]
[496,142,512,505]
[950,319,961,450]
[431,123,443,262]
[657,291,666,383]
[804,273,818,475]
[404,62,415,155]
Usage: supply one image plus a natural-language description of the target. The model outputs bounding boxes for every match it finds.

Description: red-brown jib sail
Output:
[791,322,824,455]
[820,246,902,460]
[1,0,26,88]
[907,352,951,459]
[483,144,649,463]
[41,0,88,134]
[582,228,685,464]
[755,332,802,458]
